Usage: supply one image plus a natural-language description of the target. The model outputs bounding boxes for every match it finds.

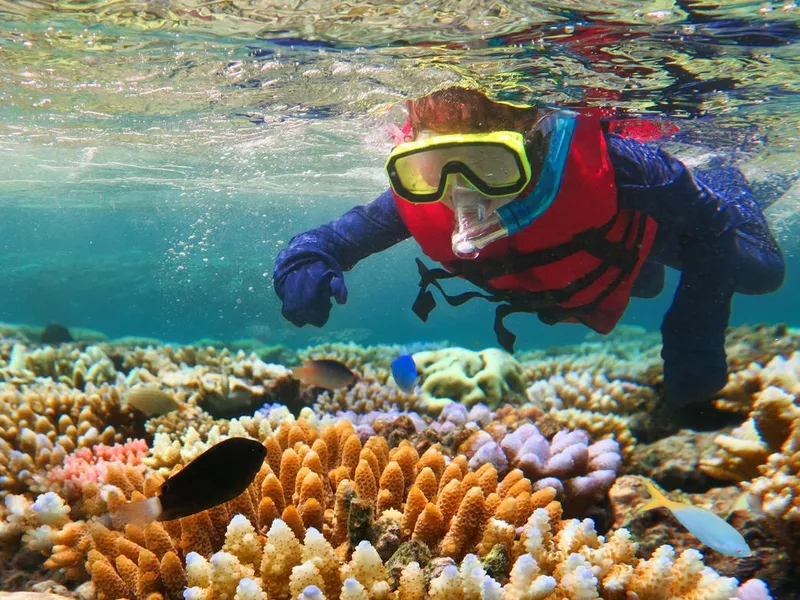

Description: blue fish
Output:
[391,354,418,394]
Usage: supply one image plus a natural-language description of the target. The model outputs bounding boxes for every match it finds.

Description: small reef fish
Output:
[292,359,356,390]
[110,437,266,528]
[40,323,73,345]
[123,386,183,417]
[391,354,418,393]
[639,477,752,557]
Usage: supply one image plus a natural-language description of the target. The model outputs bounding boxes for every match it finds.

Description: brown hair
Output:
[407,87,540,136]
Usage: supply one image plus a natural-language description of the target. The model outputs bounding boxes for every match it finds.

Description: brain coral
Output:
[412,348,526,413]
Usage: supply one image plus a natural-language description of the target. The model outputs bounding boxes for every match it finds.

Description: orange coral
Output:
[44,418,566,599]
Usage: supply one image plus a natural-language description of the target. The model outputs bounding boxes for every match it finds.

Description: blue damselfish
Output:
[391,354,418,393]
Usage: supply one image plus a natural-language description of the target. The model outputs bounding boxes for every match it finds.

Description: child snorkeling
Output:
[273,87,785,426]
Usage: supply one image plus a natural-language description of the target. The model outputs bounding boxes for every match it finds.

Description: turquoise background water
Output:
[1,1,798,350]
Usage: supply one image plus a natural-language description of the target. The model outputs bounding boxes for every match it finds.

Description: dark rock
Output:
[626,431,721,492]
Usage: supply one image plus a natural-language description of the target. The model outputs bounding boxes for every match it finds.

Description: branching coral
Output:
[128,352,297,417]
[37,418,565,596]
[0,382,139,498]
[716,351,800,415]
[182,508,765,600]
[742,425,800,569]
[701,384,800,482]
[0,492,71,553]
[312,367,425,417]
[526,371,657,418]
[519,325,664,385]
[0,345,118,391]
[47,439,148,502]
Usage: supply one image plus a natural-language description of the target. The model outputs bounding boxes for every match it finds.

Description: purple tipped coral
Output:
[466,422,622,513]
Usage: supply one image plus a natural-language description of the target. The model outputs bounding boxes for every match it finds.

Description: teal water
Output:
[1,1,799,349]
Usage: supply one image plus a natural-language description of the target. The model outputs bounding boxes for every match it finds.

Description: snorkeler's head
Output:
[398,87,545,213]
[388,87,553,259]
[406,87,541,136]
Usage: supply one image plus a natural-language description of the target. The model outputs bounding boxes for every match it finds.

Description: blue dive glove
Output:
[272,190,412,328]
[274,254,348,327]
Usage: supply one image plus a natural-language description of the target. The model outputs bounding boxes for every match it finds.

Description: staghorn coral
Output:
[413,348,526,413]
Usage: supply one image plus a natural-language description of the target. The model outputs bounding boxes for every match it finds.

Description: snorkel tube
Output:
[450,112,577,259]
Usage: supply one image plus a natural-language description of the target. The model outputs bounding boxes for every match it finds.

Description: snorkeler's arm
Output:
[277,189,410,271]
[608,135,745,404]
[273,189,410,327]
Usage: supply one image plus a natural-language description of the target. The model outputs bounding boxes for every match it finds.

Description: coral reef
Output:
[609,476,793,597]
[0,382,139,498]
[459,421,622,516]
[312,367,425,417]
[702,380,800,483]
[298,341,445,371]
[144,508,768,600]
[3,323,800,597]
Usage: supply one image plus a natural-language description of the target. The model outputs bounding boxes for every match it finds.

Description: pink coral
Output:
[47,439,148,499]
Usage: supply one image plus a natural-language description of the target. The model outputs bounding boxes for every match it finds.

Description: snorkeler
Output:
[273,87,785,426]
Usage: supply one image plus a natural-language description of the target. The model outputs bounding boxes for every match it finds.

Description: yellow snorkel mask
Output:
[385,130,533,205]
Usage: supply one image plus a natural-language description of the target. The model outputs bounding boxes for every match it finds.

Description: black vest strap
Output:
[410,211,649,352]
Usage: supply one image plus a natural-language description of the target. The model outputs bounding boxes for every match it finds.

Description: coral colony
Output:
[0,323,799,598]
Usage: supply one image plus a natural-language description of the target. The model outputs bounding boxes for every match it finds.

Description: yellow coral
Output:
[414,348,526,412]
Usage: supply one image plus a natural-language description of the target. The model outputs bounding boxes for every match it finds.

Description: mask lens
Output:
[391,140,526,199]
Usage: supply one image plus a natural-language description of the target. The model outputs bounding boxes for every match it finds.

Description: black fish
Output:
[40,323,73,344]
[110,437,266,527]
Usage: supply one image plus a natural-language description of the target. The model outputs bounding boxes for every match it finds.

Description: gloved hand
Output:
[273,258,348,327]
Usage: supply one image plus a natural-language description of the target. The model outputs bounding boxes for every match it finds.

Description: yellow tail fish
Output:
[639,478,751,557]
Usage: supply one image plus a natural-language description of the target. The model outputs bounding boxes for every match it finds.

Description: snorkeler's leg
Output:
[732,225,785,295]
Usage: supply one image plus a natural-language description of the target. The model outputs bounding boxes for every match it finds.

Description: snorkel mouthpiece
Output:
[450,111,578,259]
[450,183,510,259]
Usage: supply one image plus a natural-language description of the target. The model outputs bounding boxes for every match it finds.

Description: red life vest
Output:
[394,112,659,351]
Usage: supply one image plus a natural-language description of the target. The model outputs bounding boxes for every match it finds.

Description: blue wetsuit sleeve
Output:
[607,134,740,404]
[607,134,748,235]
[275,188,410,274]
